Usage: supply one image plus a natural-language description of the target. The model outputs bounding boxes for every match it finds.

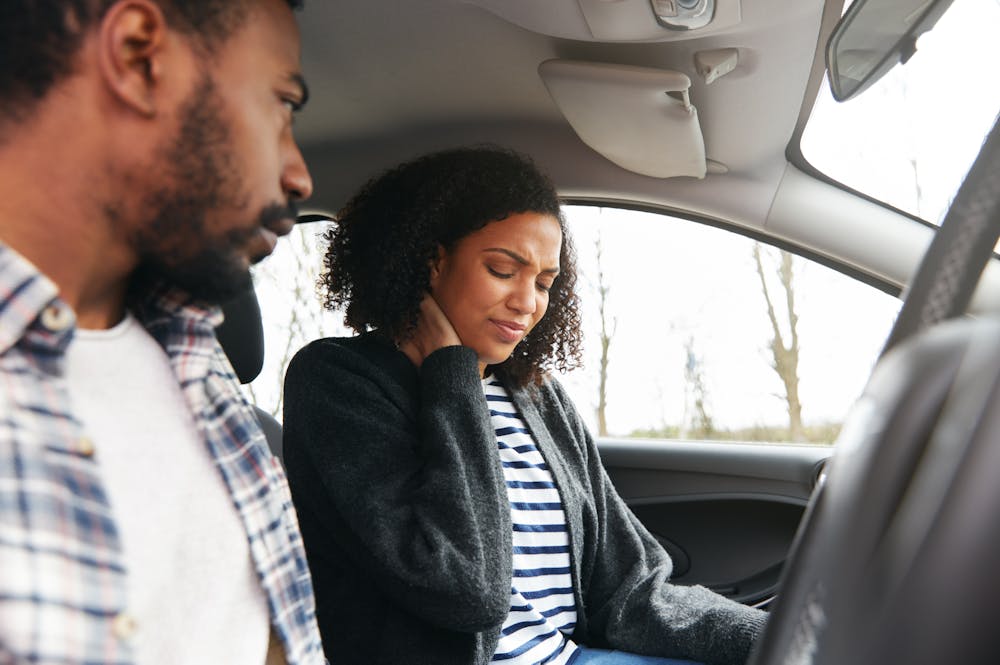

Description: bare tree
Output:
[898,77,930,219]
[752,244,804,441]
[681,337,714,439]
[594,232,616,436]
[249,223,345,418]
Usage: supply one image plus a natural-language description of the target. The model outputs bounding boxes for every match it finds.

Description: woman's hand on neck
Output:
[397,293,470,371]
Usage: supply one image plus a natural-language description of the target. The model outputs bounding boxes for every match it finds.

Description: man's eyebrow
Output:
[484,248,560,274]
[289,72,310,108]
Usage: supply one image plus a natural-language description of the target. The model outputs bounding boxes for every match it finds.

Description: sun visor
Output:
[538,60,707,179]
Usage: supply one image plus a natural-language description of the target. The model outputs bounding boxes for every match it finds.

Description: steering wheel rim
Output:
[747,112,1000,665]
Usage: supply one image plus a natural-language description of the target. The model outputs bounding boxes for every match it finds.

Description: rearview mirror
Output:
[826,0,954,102]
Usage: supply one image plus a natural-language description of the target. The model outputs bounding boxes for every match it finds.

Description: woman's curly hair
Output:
[319,145,583,386]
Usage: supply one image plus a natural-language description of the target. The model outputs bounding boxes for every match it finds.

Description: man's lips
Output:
[491,319,527,343]
[265,215,296,238]
[259,227,279,253]
[251,215,296,264]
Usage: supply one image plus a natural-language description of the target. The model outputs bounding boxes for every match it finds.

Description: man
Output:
[0,1,325,663]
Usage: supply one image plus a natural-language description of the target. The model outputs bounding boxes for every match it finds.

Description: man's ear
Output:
[98,0,171,117]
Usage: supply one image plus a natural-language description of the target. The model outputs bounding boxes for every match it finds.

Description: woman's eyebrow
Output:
[484,248,560,274]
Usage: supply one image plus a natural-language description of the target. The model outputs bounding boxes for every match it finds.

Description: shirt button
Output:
[78,437,96,457]
[112,612,138,640]
[40,304,73,331]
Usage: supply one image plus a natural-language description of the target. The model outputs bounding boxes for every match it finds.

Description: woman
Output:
[283,146,766,665]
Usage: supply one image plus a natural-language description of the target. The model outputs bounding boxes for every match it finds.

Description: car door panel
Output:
[597,439,829,606]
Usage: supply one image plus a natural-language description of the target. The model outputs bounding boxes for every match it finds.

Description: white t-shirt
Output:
[64,314,270,665]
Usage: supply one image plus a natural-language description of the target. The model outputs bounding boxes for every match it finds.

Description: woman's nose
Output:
[507,279,538,315]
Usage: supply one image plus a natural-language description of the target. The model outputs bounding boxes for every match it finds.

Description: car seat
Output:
[215,283,285,464]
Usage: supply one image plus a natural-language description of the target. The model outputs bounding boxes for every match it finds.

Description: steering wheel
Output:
[746,119,1000,665]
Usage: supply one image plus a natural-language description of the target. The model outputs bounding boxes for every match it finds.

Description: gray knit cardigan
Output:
[282,333,767,665]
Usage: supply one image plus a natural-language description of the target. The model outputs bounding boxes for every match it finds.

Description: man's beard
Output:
[130,74,294,304]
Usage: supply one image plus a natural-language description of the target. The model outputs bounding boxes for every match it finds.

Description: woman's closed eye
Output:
[486,265,514,279]
[486,262,556,292]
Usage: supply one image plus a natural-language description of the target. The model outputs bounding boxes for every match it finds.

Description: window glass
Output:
[558,205,901,445]
[248,220,345,420]
[800,0,1000,227]
[248,207,901,446]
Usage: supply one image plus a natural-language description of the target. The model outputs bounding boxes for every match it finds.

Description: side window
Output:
[559,205,901,445]
[247,208,902,447]
[248,220,347,419]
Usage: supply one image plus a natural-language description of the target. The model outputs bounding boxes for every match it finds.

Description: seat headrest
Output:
[214,213,335,384]
[216,283,265,384]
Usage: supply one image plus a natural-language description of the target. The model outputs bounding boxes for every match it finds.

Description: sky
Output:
[552,206,900,437]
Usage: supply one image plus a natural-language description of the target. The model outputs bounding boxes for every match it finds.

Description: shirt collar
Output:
[0,241,224,354]
[128,279,224,333]
[0,242,65,354]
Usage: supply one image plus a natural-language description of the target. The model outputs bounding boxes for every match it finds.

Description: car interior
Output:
[220,0,1000,661]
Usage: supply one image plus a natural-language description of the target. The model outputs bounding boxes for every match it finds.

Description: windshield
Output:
[801,0,1000,226]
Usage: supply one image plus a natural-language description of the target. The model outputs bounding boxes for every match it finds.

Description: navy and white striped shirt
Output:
[484,377,580,665]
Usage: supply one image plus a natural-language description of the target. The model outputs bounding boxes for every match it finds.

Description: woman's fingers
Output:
[398,294,462,367]
[418,295,462,346]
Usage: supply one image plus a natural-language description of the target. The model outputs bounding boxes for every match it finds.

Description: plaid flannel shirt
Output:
[0,242,326,664]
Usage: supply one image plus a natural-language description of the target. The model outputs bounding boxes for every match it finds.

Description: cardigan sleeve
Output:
[543,379,767,665]
[282,338,512,633]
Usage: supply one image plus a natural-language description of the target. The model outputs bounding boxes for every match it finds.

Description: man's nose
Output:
[283,139,313,201]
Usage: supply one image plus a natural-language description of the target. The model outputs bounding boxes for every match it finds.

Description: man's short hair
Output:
[0,0,304,123]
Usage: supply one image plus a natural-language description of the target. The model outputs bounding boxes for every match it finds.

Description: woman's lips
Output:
[491,319,526,343]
